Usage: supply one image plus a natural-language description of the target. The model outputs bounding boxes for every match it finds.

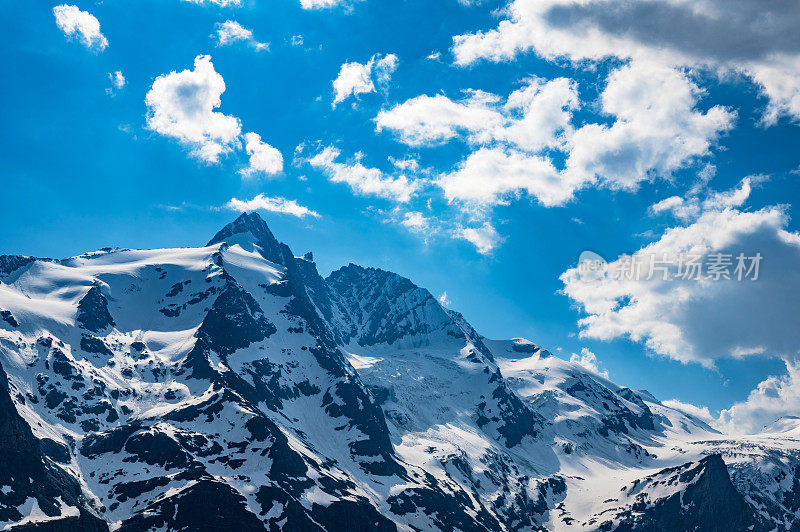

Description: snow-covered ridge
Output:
[0,212,797,531]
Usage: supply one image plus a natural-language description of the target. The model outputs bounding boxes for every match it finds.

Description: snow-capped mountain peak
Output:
[207,212,287,265]
[0,213,796,531]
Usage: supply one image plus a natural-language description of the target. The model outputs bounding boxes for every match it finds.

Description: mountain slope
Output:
[0,212,797,530]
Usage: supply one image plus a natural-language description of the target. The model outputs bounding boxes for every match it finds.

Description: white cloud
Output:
[456,222,503,254]
[299,0,352,9]
[569,348,609,378]
[333,62,373,107]
[106,71,126,96]
[380,65,732,209]
[650,176,754,221]
[377,77,576,149]
[145,55,241,163]
[718,361,800,434]
[308,146,418,202]
[215,20,268,50]
[562,62,735,191]
[400,211,432,233]
[664,362,800,435]
[561,183,800,366]
[109,71,126,89]
[438,147,565,207]
[376,92,507,146]
[225,194,320,218]
[182,0,242,6]
[451,0,800,123]
[240,132,283,177]
[438,291,451,306]
[388,156,420,172]
[374,54,399,85]
[53,5,108,51]
[650,196,686,216]
[332,53,399,107]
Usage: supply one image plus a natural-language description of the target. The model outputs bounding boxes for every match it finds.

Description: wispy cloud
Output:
[307,146,418,202]
[215,20,269,51]
[225,194,320,218]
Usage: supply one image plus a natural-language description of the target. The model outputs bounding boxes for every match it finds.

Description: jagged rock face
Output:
[326,265,544,448]
[206,212,285,265]
[326,264,463,348]
[0,310,18,328]
[587,455,760,531]
[76,285,116,333]
[0,212,799,530]
[0,255,39,277]
[0,362,108,530]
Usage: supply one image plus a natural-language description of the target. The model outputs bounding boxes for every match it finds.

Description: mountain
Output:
[0,212,797,530]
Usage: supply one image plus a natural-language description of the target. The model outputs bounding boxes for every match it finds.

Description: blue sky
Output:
[4,0,800,431]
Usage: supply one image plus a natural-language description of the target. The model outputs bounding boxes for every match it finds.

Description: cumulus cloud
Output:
[333,62,373,106]
[663,363,800,435]
[569,348,609,378]
[53,5,108,51]
[145,55,242,163]
[145,55,283,172]
[380,64,732,209]
[451,0,800,122]
[308,146,418,202]
[561,181,800,366]
[332,53,399,107]
[225,194,320,218]
[377,77,575,149]
[438,147,564,207]
[718,361,800,434]
[240,132,283,177]
[377,92,506,146]
[215,20,268,50]
[562,62,735,190]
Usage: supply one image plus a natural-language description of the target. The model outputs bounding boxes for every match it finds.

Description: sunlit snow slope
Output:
[0,213,797,531]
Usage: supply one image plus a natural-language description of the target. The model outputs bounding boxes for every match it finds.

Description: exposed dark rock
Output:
[207,212,285,265]
[0,362,104,528]
[0,255,38,277]
[40,438,71,464]
[596,455,763,532]
[76,285,115,332]
[8,512,109,531]
[80,336,114,358]
[388,487,500,532]
[1,309,18,328]
[118,479,264,532]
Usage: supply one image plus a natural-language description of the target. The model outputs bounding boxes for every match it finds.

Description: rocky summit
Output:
[0,212,797,531]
